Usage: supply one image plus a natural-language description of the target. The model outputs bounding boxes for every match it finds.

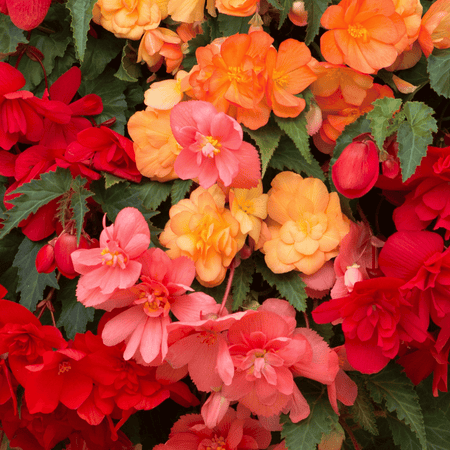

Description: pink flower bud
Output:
[344,265,363,292]
[332,138,379,199]
[54,233,91,279]
[35,243,56,274]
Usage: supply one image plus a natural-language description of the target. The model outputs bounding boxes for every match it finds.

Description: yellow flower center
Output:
[195,213,216,257]
[202,136,221,158]
[297,212,325,240]
[273,70,289,88]
[347,23,369,42]
[58,361,71,375]
[227,66,246,83]
[205,435,227,450]
[101,248,128,268]
[239,199,255,215]
[197,331,218,345]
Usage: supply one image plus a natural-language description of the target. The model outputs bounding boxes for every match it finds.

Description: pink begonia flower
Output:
[71,207,150,309]
[171,100,261,189]
[101,248,219,365]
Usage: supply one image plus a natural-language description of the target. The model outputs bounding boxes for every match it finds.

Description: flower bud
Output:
[54,233,90,279]
[332,138,379,199]
[35,243,56,274]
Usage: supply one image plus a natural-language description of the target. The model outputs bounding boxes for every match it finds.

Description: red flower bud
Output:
[35,243,56,274]
[332,139,379,199]
[54,233,91,279]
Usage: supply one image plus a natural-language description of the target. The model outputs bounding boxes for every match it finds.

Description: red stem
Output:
[219,259,237,315]
[340,418,361,450]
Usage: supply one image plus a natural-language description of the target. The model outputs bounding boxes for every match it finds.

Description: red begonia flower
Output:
[1,0,52,30]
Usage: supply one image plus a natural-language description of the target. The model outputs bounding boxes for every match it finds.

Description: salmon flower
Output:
[263,171,350,275]
[393,0,423,51]
[128,108,181,182]
[289,1,308,26]
[215,0,259,16]
[93,0,167,40]
[418,0,450,57]
[171,100,261,189]
[320,0,407,74]
[159,185,246,286]
[265,39,317,118]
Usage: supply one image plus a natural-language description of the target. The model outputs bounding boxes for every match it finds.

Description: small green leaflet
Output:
[304,0,330,45]
[428,48,450,99]
[266,0,295,28]
[65,0,97,62]
[366,97,403,151]
[350,376,379,435]
[232,258,255,311]
[70,177,92,244]
[0,14,27,54]
[104,172,126,189]
[217,14,250,36]
[366,363,427,450]
[137,180,172,210]
[397,101,437,182]
[275,114,313,163]
[56,278,95,339]
[171,179,193,205]
[115,41,142,82]
[255,255,307,312]
[0,168,73,239]
[12,238,59,311]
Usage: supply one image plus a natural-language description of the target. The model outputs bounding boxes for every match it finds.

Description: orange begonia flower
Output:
[289,1,308,27]
[168,0,215,23]
[127,109,180,182]
[215,0,259,17]
[418,0,450,57]
[265,39,317,118]
[393,0,422,51]
[262,172,350,276]
[93,0,167,40]
[160,185,245,287]
[320,0,407,74]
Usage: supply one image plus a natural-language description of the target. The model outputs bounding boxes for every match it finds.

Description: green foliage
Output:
[244,120,283,177]
[0,229,24,274]
[397,102,437,182]
[56,277,95,339]
[304,0,331,45]
[70,177,92,244]
[428,48,450,99]
[12,238,59,311]
[366,363,427,450]
[217,14,250,36]
[269,135,324,181]
[115,41,142,82]
[137,180,173,210]
[232,258,255,311]
[65,0,97,62]
[366,97,403,150]
[275,114,313,163]
[0,14,27,53]
[281,380,339,450]
[79,68,129,133]
[80,33,124,80]
[104,172,127,189]
[266,0,295,28]
[171,179,193,205]
[255,255,307,311]
[350,376,379,435]
[398,55,429,88]
[0,168,73,239]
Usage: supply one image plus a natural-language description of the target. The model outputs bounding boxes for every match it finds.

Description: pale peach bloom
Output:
[168,0,215,23]
[176,22,203,42]
[159,185,246,286]
[289,1,308,26]
[215,0,259,17]
[262,171,350,276]
[418,0,450,57]
[127,109,180,182]
[393,0,423,51]
[93,0,166,40]
[229,182,268,242]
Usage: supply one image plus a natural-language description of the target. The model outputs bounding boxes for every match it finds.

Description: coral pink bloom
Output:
[171,100,261,189]
[101,248,219,365]
[71,207,150,308]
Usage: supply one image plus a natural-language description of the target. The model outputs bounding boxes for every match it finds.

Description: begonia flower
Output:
[168,0,215,23]
[215,0,259,16]
[418,0,450,57]
[263,171,350,276]
[171,100,261,189]
[1,0,51,30]
[160,184,246,286]
[289,1,308,26]
[320,0,407,74]
[71,207,150,307]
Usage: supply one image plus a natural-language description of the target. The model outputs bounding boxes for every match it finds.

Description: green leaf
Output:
[269,135,324,181]
[0,168,73,239]
[281,380,338,450]
[428,48,450,99]
[423,410,450,450]
[137,180,172,210]
[232,258,255,311]
[388,416,422,450]
[0,266,19,302]
[12,238,59,311]
[397,101,437,182]
[366,363,427,450]
[171,179,193,205]
[304,0,330,45]
[0,14,27,53]
[243,120,283,177]
[70,177,92,244]
[350,377,379,435]
[80,33,124,80]
[217,14,250,36]
[104,172,127,189]
[56,277,95,339]
[275,114,312,163]
[115,41,142,82]
[366,97,403,150]
[255,255,307,311]
[79,68,128,134]
[65,0,97,62]
[0,229,24,274]
[398,55,429,88]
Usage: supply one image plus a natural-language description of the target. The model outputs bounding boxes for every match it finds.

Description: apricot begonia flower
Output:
[418,0,450,57]
[215,0,259,17]
[320,0,407,74]
[263,171,350,276]
[289,1,308,26]
[128,108,181,182]
[168,0,215,23]
[171,100,261,189]
[71,207,150,308]
[159,185,246,287]
[393,0,423,51]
